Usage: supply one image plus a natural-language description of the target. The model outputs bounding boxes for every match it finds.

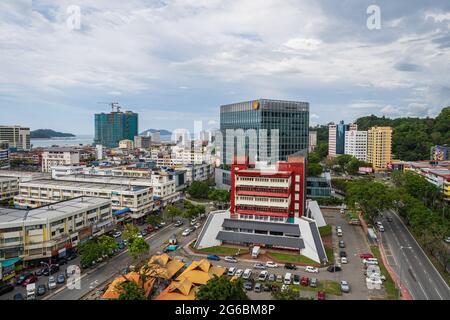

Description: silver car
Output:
[340,280,350,293]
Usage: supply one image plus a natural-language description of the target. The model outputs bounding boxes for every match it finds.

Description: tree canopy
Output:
[196,276,248,300]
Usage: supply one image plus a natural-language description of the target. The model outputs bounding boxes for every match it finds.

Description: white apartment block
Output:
[14,179,153,220]
[309,131,317,153]
[344,130,368,161]
[0,125,30,151]
[328,124,337,157]
[0,176,19,201]
[51,165,86,179]
[151,172,180,205]
[42,148,80,173]
[0,197,113,261]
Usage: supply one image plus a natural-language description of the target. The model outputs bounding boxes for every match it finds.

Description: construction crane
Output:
[97,101,121,112]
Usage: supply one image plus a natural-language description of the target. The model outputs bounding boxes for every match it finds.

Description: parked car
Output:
[194,223,201,230]
[339,240,345,248]
[276,274,283,283]
[160,221,166,226]
[57,274,66,284]
[242,269,252,280]
[227,267,236,276]
[16,272,33,286]
[271,284,280,293]
[378,225,385,232]
[244,281,254,291]
[341,257,348,264]
[48,276,57,290]
[140,230,148,237]
[224,256,237,263]
[35,268,44,277]
[258,271,268,281]
[293,274,300,285]
[340,280,350,293]
[37,284,47,296]
[146,225,155,233]
[265,261,278,268]
[268,273,276,282]
[113,231,122,238]
[235,269,244,278]
[13,293,25,300]
[190,219,197,226]
[284,263,297,270]
[66,252,78,261]
[253,263,266,270]
[445,236,450,244]
[310,278,318,288]
[317,291,326,300]
[327,265,342,272]
[305,266,319,273]
[22,275,38,287]
[300,276,309,286]
[339,251,347,258]
[182,228,191,236]
[283,273,292,285]
[359,253,374,259]
[254,283,262,293]
[207,254,220,261]
[0,283,14,296]
[262,284,271,292]
[387,216,393,222]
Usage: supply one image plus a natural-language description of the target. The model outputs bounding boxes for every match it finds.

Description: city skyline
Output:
[1,1,450,134]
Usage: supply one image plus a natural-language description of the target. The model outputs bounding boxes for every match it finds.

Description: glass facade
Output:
[306,177,332,197]
[336,121,349,155]
[220,99,309,163]
[94,111,138,148]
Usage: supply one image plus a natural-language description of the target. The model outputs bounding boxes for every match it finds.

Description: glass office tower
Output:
[220,99,309,164]
[94,111,138,148]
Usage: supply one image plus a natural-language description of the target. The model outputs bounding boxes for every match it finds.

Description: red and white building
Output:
[230,155,306,221]
[195,156,328,264]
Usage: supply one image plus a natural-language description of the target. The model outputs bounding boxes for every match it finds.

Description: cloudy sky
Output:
[1,0,450,134]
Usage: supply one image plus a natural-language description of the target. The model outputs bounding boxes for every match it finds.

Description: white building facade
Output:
[344,130,368,161]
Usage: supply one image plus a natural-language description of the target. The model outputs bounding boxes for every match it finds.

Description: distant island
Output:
[140,129,172,136]
[31,129,76,139]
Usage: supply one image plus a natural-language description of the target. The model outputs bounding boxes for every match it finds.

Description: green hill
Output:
[31,129,75,139]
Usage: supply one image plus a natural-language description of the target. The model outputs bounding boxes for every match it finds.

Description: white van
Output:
[284,272,292,285]
[337,229,343,237]
[363,258,379,266]
[227,267,236,276]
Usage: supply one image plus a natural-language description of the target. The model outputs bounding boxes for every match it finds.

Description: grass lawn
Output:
[324,246,334,264]
[319,225,332,237]
[266,252,318,265]
[370,246,399,300]
[197,246,248,255]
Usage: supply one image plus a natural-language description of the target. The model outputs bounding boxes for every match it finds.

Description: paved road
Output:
[381,210,450,300]
[321,209,370,299]
[45,221,197,300]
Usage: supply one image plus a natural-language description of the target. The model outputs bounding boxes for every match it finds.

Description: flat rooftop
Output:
[55,174,153,187]
[20,178,150,192]
[0,197,110,224]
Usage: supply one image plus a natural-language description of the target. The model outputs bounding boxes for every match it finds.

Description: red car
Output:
[317,291,326,300]
[359,253,374,259]
[146,225,155,233]
[300,276,309,286]
[22,275,38,287]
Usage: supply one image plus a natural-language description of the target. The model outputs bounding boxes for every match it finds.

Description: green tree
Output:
[162,205,183,222]
[97,235,118,256]
[122,223,140,242]
[78,240,102,266]
[127,237,150,262]
[307,162,323,177]
[196,276,248,300]
[345,179,396,223]
[146,214,162,226]
[208,189,230,203]
[335,154,353,173]
[116,281,147,300]
[186,181,210,199]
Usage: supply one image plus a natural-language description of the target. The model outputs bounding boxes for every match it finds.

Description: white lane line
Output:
[392,211,450,291]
